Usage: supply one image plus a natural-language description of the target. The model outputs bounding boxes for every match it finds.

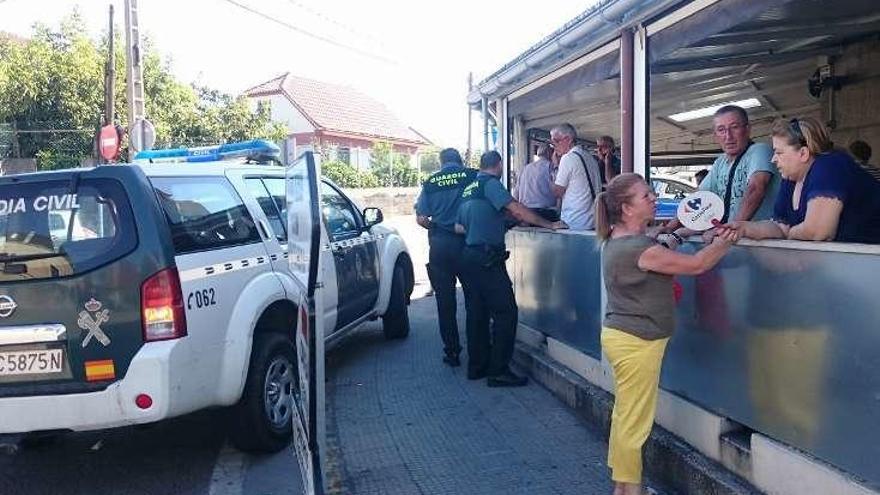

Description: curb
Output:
[512,341,763,495]
[322,373,347,495]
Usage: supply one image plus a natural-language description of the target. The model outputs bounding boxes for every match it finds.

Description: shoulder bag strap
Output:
[721,141,753,223]
[572,151,598,200]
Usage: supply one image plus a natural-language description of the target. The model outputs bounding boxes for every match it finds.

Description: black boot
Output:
[487,371,528,387]
[442,354,461,367]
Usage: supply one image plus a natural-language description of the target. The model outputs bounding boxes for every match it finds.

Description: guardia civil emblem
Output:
[78,298,111,348]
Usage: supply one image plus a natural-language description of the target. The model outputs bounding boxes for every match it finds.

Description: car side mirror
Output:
[363,207,383,228]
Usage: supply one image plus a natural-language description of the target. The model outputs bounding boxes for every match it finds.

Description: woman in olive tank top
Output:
[596,174,738,495]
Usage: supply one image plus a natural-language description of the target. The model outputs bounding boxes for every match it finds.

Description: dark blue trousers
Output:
[459,246,518,377]
[426,230,465,357]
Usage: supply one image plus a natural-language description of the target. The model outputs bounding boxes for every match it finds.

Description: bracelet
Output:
[669,232,685,244]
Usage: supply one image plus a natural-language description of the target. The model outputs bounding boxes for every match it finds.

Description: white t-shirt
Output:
[554,146,602,230]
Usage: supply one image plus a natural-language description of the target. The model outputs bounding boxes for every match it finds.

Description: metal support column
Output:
[467,73,473,160]
[499,97,509,186]
[620,28,635,174]
[633,25,649,177]
[481,97,489,153]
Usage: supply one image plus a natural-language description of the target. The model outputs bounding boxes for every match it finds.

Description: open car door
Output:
[286,152,325,494]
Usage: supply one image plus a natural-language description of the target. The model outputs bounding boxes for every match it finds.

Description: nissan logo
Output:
[0,295,17,318]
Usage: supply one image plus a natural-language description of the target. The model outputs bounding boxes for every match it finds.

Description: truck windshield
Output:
[0,178,136,282]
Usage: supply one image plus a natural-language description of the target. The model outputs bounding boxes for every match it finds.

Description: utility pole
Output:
[124,0,147,149]
[466,72,473,164]
[104,5,115,126]
[481,97,489,153]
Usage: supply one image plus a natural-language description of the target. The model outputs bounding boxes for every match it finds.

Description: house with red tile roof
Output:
[244,73,430,169]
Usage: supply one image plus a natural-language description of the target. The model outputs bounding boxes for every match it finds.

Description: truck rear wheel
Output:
[228,333,295,453]
[382,261,410,339]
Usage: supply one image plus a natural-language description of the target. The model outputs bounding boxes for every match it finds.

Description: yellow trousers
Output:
[601,327,669,484]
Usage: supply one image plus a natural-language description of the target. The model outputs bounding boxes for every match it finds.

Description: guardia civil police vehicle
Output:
[0,140,414,453]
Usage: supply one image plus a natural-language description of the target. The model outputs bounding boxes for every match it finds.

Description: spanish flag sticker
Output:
[85,359,116,382]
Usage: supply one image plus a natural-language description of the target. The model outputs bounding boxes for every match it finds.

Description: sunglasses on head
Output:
[789,118,807,146]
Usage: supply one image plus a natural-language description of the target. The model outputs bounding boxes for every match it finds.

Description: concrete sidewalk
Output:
[325,293,663,495]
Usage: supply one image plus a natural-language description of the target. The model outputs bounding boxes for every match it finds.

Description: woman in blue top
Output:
[731,116,880,243]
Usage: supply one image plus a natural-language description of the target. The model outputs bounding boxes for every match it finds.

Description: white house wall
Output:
[248,94,314,134]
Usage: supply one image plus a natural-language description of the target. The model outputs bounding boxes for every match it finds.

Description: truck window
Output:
[0,178,135,282]
[261,178,287,231]
[151,177,260,254]
[244,178,287,242]
[320,182,360,240]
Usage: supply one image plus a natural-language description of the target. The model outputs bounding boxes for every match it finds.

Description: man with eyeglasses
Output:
[659,105,779,240]
[551,123,603,230]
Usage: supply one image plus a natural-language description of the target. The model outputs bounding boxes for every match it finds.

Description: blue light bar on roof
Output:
[133,139,281,163]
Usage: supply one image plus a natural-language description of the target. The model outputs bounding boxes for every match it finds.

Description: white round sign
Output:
[129,118,156,152]
[676,190,725,231]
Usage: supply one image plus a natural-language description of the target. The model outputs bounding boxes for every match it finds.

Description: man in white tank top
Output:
[551,123,602,230]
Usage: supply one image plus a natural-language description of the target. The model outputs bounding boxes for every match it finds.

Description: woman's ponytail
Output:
[595,191,612,240]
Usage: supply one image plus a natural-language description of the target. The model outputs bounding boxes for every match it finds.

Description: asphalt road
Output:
[0,409,303,495]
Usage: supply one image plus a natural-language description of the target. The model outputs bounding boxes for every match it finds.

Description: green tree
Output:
[0,9,285,170]
[313,142,378,188]
[370,141,421,187]
[419,147,441,174]
[322,159,378,188]
[0,13,103,169]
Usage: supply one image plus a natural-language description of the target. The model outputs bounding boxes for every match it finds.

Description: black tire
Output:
[228,333,296,453]
[382,261,411,340]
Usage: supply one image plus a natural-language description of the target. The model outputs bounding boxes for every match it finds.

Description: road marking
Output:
[209,442,247,495]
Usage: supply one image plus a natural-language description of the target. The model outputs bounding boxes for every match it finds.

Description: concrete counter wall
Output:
[507,227,880,491]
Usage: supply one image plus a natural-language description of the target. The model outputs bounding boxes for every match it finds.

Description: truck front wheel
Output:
[382,260,411,339]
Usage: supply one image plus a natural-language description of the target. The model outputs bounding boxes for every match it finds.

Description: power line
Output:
[283,0,381,45]
[218,0,396,65]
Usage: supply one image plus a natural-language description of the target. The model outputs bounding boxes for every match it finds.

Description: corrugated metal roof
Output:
[470,0,681,104]
[477,0,620,86]
[504,0,878,152]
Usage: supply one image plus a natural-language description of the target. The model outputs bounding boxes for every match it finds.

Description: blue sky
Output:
[0,0,594,148]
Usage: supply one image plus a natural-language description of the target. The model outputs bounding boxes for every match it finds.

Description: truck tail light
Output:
[141,268,187,342]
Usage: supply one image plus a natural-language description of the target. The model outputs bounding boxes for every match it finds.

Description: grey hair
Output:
[550,123,577,141]
[713,105,749,125]
[536,143,552,159]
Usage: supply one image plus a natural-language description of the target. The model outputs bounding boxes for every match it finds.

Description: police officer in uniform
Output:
[455,151,564,386]
[415,148,478,367]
